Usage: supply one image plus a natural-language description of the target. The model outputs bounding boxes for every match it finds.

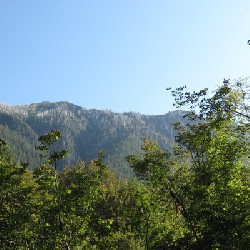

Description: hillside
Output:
[0,101,186,177]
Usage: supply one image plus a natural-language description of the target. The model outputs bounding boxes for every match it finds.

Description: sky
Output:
[0,1,250,115]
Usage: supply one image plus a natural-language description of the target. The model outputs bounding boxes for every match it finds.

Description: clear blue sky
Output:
[0,1,250,114]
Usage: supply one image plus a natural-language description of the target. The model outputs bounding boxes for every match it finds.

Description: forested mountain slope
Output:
[0,101,186,177]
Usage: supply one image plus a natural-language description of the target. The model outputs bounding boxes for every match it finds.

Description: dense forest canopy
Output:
[1,79,250,249]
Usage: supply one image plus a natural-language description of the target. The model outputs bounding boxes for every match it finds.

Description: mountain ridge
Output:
[0,101,186,177]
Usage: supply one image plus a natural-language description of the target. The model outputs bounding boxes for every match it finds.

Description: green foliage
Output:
[1,131,164,249]
[170,80,250,248]
[36,130,68,168]
[1,79,250,249]
[127,79,250,248]
[0,139,36,248]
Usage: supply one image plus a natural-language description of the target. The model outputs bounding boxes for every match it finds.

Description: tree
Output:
[127,139,188,249]
[32,130,70,248]
[169,79,250,248]
[0,140,36,248]
[129,79,250,249]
